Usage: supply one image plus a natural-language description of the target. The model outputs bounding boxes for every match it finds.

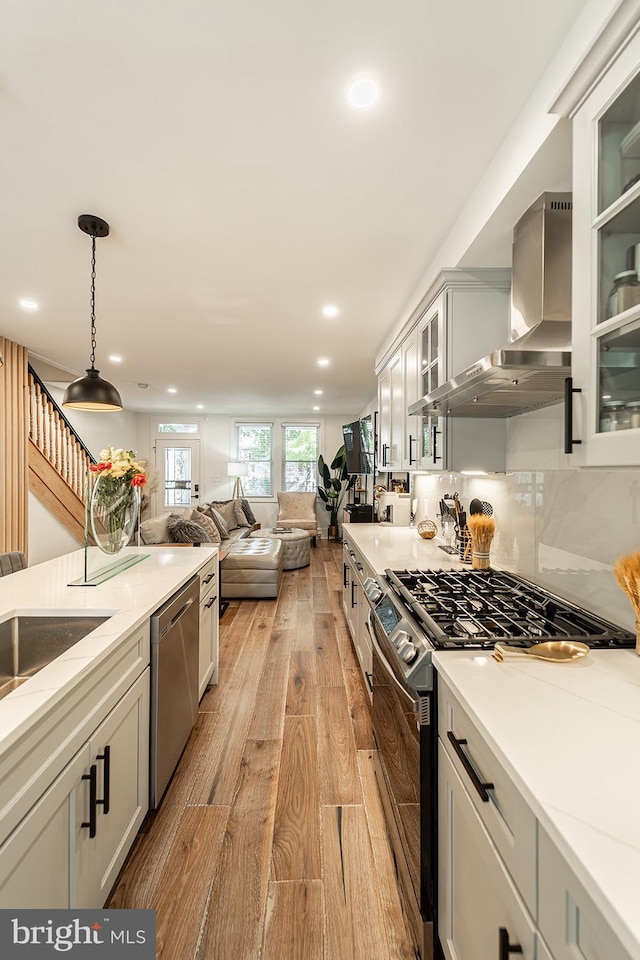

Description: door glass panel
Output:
[598,194,640,323]
[163,447,192,507]
[598,69,640,213]
[597,318,640,432]
[430,319,438,362]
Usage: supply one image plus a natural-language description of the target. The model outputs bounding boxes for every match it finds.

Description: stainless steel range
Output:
[363,567,634,960]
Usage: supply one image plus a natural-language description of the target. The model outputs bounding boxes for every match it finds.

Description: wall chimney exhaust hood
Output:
[408,192,572,419]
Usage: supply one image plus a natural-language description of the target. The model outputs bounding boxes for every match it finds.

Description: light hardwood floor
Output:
[108,539,419,960]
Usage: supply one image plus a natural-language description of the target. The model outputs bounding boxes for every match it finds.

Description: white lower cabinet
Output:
[0,746,87,907]
[538,826,632,960]
[77,669,150,907]
[342,539,373,698]
[0,668,149,909]
[198,556,219,697]
[438,743,536,960]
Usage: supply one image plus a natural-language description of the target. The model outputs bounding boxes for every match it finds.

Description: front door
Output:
[154,439,201,514]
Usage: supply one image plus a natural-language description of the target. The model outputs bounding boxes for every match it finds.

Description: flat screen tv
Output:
[342,418,374,474]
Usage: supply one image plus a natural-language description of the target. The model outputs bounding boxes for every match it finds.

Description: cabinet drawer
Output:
[538,826,633,960]
[438,743,536,960]
[199,557,218,599]
[438,678,537,916]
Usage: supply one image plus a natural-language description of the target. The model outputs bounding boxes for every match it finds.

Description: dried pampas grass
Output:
[614,552,640,655]
[468,514,495,570]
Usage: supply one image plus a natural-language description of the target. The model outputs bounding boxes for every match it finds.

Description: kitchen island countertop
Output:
[0,546,218,754]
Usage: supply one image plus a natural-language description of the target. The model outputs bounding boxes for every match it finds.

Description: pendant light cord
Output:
[89,232,97,370]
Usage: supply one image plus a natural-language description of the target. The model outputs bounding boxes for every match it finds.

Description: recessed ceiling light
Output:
[197,404,204,409]
[314,389,323,395]
[167,387,177,394]
[108,354,122,364]
[317,357,330,366]
[322,304,339,318]
[313,406,320,411]
[347,75,379,110]
[19,298,39,311]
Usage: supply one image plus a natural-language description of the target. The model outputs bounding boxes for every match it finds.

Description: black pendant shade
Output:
[63,368,123,411]
[63,214,123,413]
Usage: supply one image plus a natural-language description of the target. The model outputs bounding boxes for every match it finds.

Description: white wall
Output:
[137,410,357,536]
[411,403,640,631]
[28,386,144,562]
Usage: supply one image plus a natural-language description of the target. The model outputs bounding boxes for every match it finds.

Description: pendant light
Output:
[63,214,123,412]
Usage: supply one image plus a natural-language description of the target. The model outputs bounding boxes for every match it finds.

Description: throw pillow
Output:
[139,514,170,544]
[240,497,256,525]
[210,508,230,540]
[210,500,237,531]
[192,510,220,544]
[166,513,212,544]
[233,499,249,527]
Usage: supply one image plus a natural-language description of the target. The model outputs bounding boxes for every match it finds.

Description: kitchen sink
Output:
[0,614,110,703]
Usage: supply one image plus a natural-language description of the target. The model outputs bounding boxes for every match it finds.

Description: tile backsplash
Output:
[411,465,640,632]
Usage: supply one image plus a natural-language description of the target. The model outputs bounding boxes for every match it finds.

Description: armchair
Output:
[0,552,27,576]
[276,492,318,546]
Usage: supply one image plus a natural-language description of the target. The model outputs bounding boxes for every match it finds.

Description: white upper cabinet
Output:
[376,270,510,473]
[571,30,640,465]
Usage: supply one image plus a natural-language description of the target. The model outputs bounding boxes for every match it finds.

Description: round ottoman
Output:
[249,527,311,570]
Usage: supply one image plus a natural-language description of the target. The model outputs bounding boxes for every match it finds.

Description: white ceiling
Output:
[0,0,588,417]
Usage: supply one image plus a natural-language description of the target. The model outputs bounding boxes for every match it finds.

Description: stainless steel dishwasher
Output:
[150,575,199,808]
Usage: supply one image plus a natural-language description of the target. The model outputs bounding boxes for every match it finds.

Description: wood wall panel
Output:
[0,338,28,555]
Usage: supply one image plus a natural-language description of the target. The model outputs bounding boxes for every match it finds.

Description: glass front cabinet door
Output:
[572,31,640,465]
[417,294,446,471]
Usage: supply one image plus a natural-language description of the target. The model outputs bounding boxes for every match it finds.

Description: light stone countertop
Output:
[343,523,640,958]
[0,546,218,754]
[342,523,466,573]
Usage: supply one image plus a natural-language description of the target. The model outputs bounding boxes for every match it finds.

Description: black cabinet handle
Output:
[564,376,582,454]
[351,580,357,608]
[205,596,217,609]
[343,563,349,588]
[365,671,373,693]
[96,745,111,815]
[499,927,523,959]
[82,764,98,838]
[432,425,442,463]
[382,443,389,466]
[408,435,415,465]
[447,730,494,802]
[203,571,215,584]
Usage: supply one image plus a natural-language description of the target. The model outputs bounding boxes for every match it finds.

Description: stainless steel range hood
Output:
[408,192,572,419]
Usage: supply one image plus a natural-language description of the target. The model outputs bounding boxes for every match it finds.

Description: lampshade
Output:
[62,214,123,413]
[227,462,249,477]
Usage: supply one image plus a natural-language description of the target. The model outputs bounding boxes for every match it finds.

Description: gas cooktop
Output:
[386,568,635,650]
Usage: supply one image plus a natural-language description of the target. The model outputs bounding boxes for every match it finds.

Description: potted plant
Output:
[317,445,355,539]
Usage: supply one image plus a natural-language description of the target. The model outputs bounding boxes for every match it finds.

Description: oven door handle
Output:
[366,615,419,712]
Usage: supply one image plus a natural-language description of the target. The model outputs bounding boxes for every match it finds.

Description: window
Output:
[157,422,198,434]
[236,423,272,497]
[282,424,319,492]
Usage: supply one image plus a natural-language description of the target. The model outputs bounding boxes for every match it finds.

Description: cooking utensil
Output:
[481,501,493,516]
[492,640,589,663]
[469,498,483,515]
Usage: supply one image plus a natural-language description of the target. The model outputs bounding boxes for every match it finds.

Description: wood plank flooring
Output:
[108,540,418,959]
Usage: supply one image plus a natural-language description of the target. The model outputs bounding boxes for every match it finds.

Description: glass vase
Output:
[90,474,140,555]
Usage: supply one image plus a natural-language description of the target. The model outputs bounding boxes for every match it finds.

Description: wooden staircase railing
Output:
[27,366,96,543]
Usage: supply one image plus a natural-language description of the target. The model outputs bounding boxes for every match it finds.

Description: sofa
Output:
[139,498,284,600]
[139,497,257,546]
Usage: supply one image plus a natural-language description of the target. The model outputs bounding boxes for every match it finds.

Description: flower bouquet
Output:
[89,447,147,554]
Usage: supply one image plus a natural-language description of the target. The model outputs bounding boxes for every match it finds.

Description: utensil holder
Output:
[457,529,471,563]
